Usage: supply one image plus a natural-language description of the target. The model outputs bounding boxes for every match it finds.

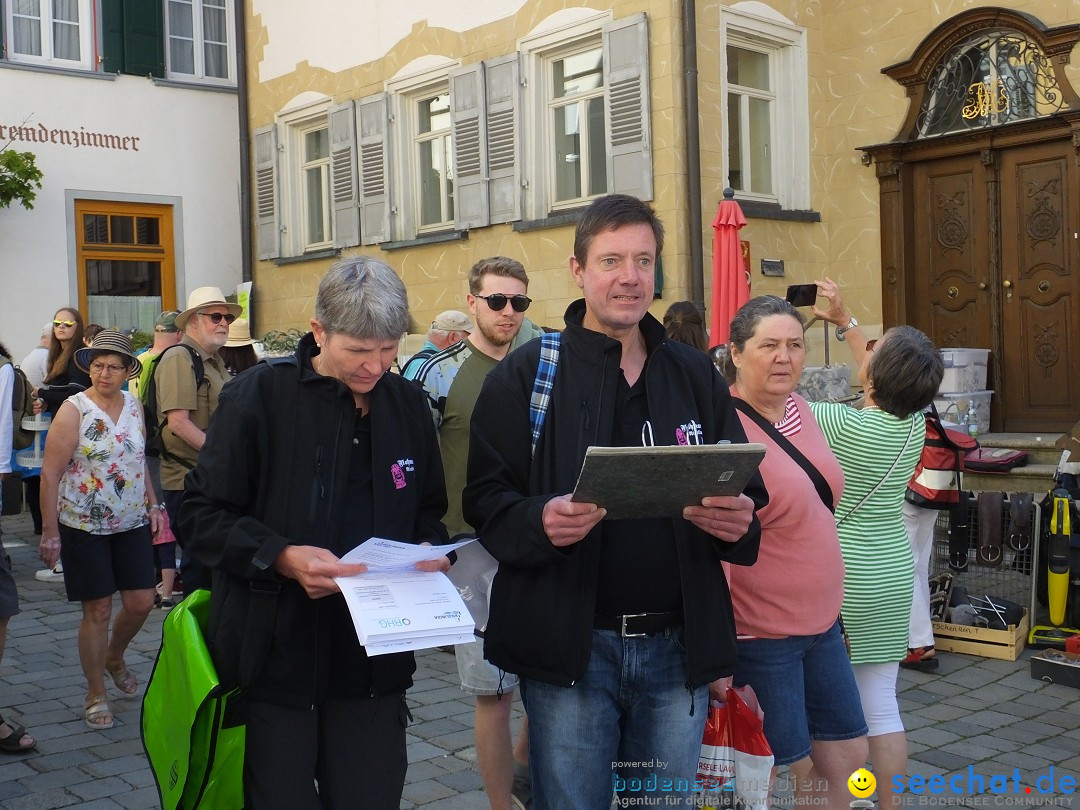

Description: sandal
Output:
[900,645,939,672]
[106,664,138,696]
[84,695,114,730]
[0,716,35,753]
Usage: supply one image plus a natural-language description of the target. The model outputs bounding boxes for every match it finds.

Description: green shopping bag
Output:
[142,589,245,809]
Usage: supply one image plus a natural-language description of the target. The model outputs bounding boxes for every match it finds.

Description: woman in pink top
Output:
[721,296,867,805]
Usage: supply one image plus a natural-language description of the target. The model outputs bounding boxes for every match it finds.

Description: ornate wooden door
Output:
[909,156,994,362]
[997,140,1080,431]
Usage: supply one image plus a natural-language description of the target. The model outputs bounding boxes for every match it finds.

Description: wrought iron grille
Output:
[916,31,1066,138]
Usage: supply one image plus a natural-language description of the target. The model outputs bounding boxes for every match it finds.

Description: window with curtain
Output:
[165,0,233,83]
[74,200,177,335]
[6,0,93,68]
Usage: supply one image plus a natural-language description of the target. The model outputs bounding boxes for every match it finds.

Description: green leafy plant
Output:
[0,148,44,210]
[129,329,153,352]
[260,328,304,356]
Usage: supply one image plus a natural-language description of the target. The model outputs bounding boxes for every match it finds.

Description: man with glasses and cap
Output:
[414,256,542,810]
[155,287,239,595]
[400,309,474,380]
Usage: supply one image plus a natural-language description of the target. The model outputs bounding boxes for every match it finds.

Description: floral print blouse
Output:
[58,391,148,534]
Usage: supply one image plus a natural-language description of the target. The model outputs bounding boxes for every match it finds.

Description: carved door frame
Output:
[862,8,1080,432]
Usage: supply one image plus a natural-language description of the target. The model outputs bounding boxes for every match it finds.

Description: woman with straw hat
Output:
[220,317,258,377]
[39,330,164,730]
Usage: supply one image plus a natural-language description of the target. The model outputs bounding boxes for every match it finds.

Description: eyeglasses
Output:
[53,320,76,328]
[475,294,531,313]
[199,311,237,325]
[89,362,127,376]
[865,339,877,351]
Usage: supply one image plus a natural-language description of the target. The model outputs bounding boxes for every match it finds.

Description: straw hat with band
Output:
[225,318,256,348]
[74,329,143,380]
[174,286,243,331]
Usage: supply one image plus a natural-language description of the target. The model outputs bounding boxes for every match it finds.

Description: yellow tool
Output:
[1029,488,1080,647]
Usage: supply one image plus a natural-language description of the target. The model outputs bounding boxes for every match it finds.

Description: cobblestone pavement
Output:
[1,507,1079,809]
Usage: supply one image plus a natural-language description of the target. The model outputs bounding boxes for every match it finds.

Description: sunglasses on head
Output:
[199,311,237,325]
[475,293,531,313]
[53,320,76,328]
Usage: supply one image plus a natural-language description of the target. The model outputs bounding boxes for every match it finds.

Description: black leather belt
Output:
[593,610,684,638]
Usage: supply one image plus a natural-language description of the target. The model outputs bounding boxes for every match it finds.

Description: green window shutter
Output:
[100,0,126,74]
[123,0,165,78]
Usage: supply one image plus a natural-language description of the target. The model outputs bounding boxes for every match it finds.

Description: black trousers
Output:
[163,488,208,595]
[244,692,409,809]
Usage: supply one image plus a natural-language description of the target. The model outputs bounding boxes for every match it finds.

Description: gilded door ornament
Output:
[1026,179,1061,248]
[1034,322,1059,377]
[936,191,968,253]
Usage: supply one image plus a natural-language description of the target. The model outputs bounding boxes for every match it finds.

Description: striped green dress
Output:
[808,403,925,664]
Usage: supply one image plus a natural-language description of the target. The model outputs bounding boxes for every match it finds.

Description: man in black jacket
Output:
[181,257,450,809]
[464,195,768,809]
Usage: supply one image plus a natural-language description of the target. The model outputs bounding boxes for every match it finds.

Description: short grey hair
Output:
[721,295,805,383]
[314,255,409,341]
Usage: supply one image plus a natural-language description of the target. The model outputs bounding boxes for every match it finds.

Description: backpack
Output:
[0,356,36,451]
[142,344,205,467]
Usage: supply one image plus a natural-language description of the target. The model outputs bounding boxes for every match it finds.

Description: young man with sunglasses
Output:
[154,287,239,595]
[414,256,543,810]
[463,195,768,809]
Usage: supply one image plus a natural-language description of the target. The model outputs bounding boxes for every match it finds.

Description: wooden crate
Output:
[932,610,1028,661]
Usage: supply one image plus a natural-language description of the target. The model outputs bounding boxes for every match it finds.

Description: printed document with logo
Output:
[335,537,477,656]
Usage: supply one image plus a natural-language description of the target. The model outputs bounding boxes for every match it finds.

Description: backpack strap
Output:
[529,333,561,458]
[237,356,297,688]
[147,344,208,470]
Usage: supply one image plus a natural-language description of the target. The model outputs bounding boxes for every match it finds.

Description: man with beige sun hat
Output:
[155,287,240,595]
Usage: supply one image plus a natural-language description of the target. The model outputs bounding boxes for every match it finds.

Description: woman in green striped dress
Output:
[809,277,943,809]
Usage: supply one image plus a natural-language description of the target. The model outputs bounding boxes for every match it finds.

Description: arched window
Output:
[881,9,1080,143]
[917,32,1065,137]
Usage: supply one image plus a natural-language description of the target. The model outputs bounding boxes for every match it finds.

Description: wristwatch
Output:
[835,317,858,341]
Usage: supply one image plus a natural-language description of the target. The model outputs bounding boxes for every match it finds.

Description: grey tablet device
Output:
[570,443,766,520]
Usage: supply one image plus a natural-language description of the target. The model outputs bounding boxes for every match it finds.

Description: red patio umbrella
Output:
[709,189,749,346]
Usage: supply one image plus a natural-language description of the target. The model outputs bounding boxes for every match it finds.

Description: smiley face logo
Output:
[848,768,876,798]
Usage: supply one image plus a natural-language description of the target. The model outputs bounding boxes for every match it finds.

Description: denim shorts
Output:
[733,621,867,766]
[455,638,519,695]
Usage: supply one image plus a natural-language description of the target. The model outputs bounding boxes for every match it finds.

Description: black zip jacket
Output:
[180,333,449,708]
[463,301,768,689]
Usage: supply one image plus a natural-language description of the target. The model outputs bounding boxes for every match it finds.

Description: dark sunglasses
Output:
[199,311,237,325]
[476,293,531,313]
[53,320,76,328]
[865,339,877,351]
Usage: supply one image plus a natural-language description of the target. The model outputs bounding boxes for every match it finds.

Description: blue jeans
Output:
[521,627,708,810]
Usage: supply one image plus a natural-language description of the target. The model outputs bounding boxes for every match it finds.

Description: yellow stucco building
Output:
[245,0,1080,431]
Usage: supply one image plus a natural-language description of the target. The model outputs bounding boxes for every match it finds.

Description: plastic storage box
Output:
[939,348,990,394]
[934,390,992,434]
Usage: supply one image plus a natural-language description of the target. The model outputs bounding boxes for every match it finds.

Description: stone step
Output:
[961,432,1062,494]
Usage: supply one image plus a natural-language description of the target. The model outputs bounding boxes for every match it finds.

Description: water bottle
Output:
[966,403,979,438]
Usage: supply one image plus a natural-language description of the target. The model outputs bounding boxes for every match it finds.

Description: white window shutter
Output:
[329,100,360,249]
[450,62,490,229]
[483,53,521,224]
[604,13,653,201]
[253,124,280,260]
[357,92,391,245]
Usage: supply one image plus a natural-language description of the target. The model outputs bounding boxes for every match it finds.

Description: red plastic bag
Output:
[697,685,774,809]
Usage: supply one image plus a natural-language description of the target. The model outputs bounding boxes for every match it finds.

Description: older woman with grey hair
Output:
[181,256,450,808]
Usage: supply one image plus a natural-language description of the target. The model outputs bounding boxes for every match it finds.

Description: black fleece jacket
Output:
[463,301,768,689]
[180,333,449,708]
